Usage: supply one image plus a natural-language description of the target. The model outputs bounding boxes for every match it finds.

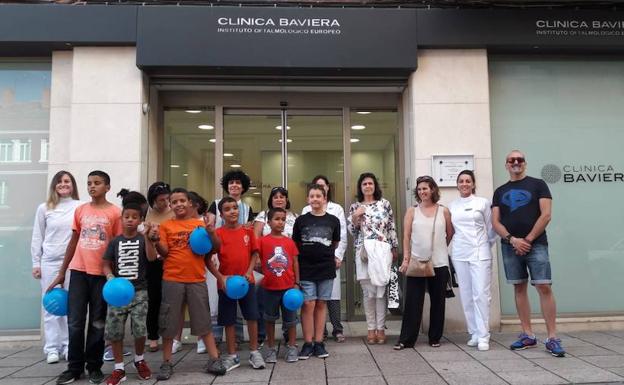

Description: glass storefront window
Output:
[490,57,624,314]
[0,61,51,330]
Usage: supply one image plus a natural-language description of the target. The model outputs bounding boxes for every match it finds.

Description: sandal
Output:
[334,333,346,343]
[393,342,405,350]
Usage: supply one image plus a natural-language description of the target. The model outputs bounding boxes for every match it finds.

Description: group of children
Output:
[47,170,341,384]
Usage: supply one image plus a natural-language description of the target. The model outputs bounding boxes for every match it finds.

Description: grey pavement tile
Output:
[418,350,475,361]
[428,359,487,373]
[466,348,522,360]
[0,377,53,385]
[496,370,568,385]
[565,345,620,356]
[386,373,448,385]
[567,332,624,346]
[609,367,624,376]
[413,341,463,352]
[170,358,209,372]
[110,376,157,385]
[326,358,380,378]
[270,357,324,381]
[0,367,21,379]
[0,350,23,360]
[327,376,386,385]
[370,346,425,364]
[480,358,542,372]
[7,360,67,378]
[213,365,271,383]
[513,347,555,359]
[439,371,508,385]
[553,367,624,383]
[531,356,596,371]
[271,378,326,385]
[5,348,44,359]
[580,355,624,368]
[604,330,624,339]
[377,360,436,376]
[152,371,217,384]
[602,344,624,354]
[0,357,43,368]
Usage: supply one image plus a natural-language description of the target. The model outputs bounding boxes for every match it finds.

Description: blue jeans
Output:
[501,242,552,285]
[67,270,107,373]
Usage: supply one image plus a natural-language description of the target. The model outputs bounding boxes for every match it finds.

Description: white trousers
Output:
[40,259,69,355]
[453,259,492,342]
[360,280,386,330]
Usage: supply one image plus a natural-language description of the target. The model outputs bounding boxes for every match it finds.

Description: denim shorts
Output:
[217,283,259,326]
[501,242,552,285]
[299,279,333,301]
[263,289,299,328]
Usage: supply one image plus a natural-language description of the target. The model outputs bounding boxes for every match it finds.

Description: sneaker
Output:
[298,342,314,360]
[105,369,126,385]
[544,338,566,357]
[122,349,131,357]
[249,350,265,369]
[205,358,226,376]
[222,354,240,372]
[197,339,206,354]
[313,342,329,358]
[264,348,277,363]
[156,362,173,381]
[56,370,82,385]
[134,360,151,380]
[47,351,60,364]
[258,338,265,349]
[477,342,490,351]
[467,336,478,347]
[285,345,299,363]
[103,346,114,361]
[171,339,183,354]
[88,369,105,384]
[510,333,537,350]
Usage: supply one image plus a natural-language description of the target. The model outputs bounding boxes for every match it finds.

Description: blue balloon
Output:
[103,278,135,307]
[189,227,213,255]
[42,288,69,316]
[282,288,304,311]
[225,275,249,300]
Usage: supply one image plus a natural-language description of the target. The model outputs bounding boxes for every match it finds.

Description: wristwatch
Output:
[505,234,513,242]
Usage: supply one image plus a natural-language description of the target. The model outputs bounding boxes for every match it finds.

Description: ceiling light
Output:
[223,153,234,157]
[209,139,216,143]
[182,173,188,177]
[356,111,371,115]
[275,125,291,130]
[170,164,180,168]
[350,138,360,143]
[253,192,261,195]
[198,124,214,130]
[351,125,366,130]
[186,110,201,114]
[278,139,293,143]
[230,164,241,168]
[249,186,257,190]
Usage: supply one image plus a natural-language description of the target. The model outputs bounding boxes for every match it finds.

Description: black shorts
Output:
[217,283,259,326]
[263,289,298,328]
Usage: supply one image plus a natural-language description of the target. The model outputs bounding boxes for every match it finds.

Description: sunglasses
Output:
[271,187,288,194]
[506,157,526,164]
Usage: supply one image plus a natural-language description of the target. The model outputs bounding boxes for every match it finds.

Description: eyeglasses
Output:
[506,157,526,164]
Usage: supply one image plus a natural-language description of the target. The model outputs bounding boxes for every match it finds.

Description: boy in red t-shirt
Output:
[207,197,265,371]
[258,207,300,363]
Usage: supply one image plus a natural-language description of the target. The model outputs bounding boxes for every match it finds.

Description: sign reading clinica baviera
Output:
[136,6,417,72]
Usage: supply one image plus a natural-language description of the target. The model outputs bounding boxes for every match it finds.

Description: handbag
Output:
[406,205,439,278]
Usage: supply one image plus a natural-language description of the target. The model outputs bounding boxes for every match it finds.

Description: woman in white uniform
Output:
[448,170,497,351]
[31,171,82,364]
[302,175,347,342]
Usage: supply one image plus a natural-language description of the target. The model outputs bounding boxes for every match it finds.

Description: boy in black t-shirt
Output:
[292,184,340,360]
[102,199,157,384]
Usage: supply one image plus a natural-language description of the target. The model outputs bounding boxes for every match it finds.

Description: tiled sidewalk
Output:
[1,329,624,384]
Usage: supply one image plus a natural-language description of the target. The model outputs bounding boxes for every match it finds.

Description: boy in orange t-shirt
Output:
[153,188,226,380]
[48,170,122,385]
[207,196,265,372]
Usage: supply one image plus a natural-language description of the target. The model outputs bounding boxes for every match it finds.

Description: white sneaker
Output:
[46,351,60,364]
[478,341,490,351]
[196,339,206,354]
[467,336,478,347]
[172,339,183,354]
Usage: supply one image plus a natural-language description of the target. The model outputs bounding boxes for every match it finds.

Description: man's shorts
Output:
[217,283,259,326]
[159,280,212,338]
[263,289,298,328]
[501,242,552,285]
[105,289,148,341]
[300,279,333,301]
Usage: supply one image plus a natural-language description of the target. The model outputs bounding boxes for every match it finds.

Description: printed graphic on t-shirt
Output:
[267,246,289,277]
[301,225,333,246]
[170,231,191,249]
[243,234,250,247]
[79,214,111,250]
[116,239,141,280]
[501,189,532,212]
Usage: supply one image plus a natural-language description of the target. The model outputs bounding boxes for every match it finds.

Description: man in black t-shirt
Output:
[492,150,565,358]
